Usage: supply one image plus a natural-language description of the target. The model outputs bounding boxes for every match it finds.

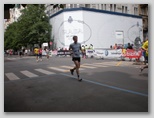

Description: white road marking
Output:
[48,67,67,72]
[35,69,55,75]
[5,73,20,80]
[83,64,108,67]
[61,65,85,70]
[20,70,38,78]
[80,65,96,69]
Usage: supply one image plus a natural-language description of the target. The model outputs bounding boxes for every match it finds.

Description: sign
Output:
[57,50,71,56]
[122,49,142,59]
[34,44,39,47]
[85,49,142,59]
[43,43,48,46]
[115,31,124,39]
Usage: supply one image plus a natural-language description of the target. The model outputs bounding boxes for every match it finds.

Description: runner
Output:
[69,36,83,81]
[38,48,43,61]
[34,47,39,62]
[140,39,148,72]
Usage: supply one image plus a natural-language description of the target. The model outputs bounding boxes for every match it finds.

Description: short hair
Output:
[73,36,77,40]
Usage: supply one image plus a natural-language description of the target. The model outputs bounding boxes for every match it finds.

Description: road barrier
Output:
[86,49,142,60]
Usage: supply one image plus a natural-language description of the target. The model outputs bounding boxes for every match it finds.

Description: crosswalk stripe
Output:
[83,64,108,67]
[48,67,67,72]
[61,66,85,70]
[80,65,96,69]
[93,62,116,64]
[93,63,116,66]
[60,65,73,69]
[35,69,55,75]
[20,70,38,78]
[5,73,20,80]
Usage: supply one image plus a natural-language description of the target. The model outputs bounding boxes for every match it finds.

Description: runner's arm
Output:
[69,45,73,55]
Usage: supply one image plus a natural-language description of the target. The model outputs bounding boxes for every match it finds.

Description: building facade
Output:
[45,4,148,42]
[4,4,25,30]
[138,4,148,40]
[45,4,139,16]
[50,7,143,49]
[45,4,144,49]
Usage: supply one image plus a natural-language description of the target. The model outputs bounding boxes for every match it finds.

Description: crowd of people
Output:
[33,47,50,62]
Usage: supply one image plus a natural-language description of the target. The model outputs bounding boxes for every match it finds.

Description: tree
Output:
[4,4,52,50]
[4,21,22,51]
[18,4,52,47]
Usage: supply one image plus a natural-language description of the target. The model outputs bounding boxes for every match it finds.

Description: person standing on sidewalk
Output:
[69,36,82,81]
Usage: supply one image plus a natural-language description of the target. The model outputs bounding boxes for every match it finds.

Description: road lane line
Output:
[5,73,20,80]
[20,70,38,78]
[80,65,96,69]
[61,66,85,70]
[48,67,66,72]
[60,73,148,97]
[83,63,108,67]
[116,61,122,66]
[35,69,55,75]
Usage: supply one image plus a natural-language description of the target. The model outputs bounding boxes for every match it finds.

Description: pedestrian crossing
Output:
[35,69,56,75]
[5,61,138,81]
[5,73,20,80]
[20,70,39,78]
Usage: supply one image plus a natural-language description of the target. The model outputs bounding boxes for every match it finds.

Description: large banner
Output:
[122,49,142,59]
[86,49,142,59]
[86,49,122,59]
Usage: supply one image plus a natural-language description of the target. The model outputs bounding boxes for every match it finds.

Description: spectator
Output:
[81,45,86,58]
[34,47,39,62]
[38,48,43,61]
[127,43,133,49]
[113,43,117,49]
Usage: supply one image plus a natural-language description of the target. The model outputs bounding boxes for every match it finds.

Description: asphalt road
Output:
[4,55,148,112]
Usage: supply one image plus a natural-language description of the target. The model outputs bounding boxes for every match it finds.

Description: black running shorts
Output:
[72,57,81,62]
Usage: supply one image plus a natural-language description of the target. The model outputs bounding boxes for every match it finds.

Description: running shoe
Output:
[140,67,143,72]
[70,69,74,75]
[78,78,82,82]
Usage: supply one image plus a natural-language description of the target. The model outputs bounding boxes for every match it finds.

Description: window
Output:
[114,4,116,12]
[125,6,127,13]
[85,4,90,8]
[122,6,124,13]
[70,4,73,8]
[141,8,145,15]
[101,4,103,10]
[79,4,85,7]
[110,4,112,11]
[134,7,138,15]
[104,4,106,10]
[74,4,77,8]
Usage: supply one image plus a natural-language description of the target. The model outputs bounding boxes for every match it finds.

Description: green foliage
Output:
[4,4,52,50]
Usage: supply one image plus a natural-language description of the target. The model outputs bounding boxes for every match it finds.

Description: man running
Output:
[34,47,39,62]
[69,36,82,81]
[140,39,148,72]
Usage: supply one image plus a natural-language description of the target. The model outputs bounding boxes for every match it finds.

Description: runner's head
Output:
[73,36,78,43]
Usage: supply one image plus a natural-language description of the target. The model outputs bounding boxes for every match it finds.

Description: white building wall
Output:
[50,13,64,49]
[63,11,84,46]
[82,10,142,48]
[50,8,143,49]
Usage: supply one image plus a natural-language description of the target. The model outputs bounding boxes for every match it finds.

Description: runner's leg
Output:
[74,60,82,81]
